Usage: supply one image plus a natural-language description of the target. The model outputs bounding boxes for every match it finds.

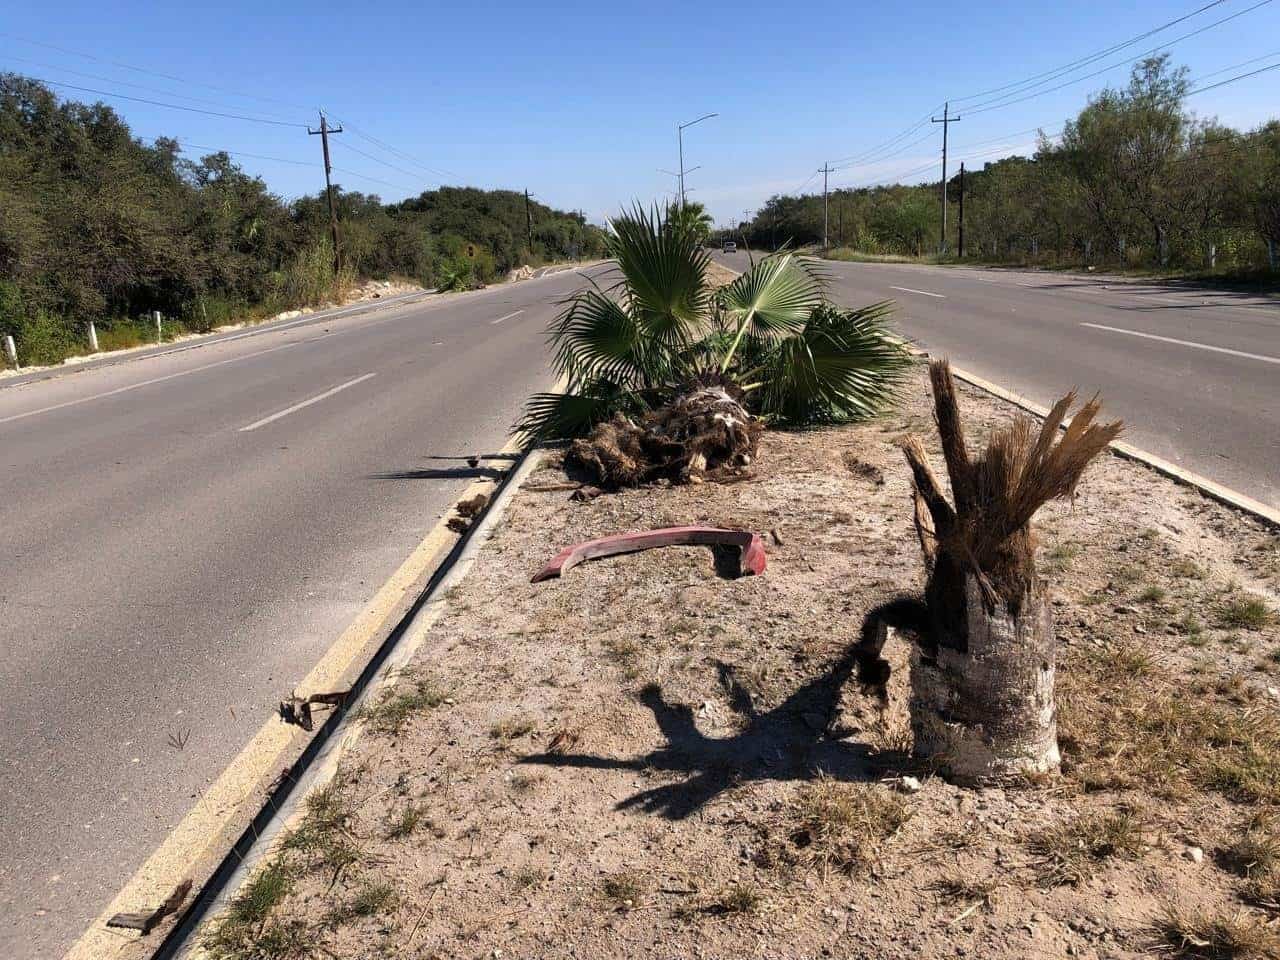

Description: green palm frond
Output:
[514,382,645,444]
[754,301,915,425]
[547,288,652,387]
[718,253,826,370]
[608,204,711,350]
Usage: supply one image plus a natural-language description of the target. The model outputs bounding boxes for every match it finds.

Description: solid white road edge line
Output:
[239,373,378,432]
[1081,322,1280,365]
[889,285,946,299]
[0,342,300,426]
[490,310,524,325]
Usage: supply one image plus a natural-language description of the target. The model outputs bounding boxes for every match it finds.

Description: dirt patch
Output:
[705,260,740,288]
[204,366,1279,960]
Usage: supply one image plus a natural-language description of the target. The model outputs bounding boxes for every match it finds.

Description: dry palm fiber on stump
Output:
[864,359,1121,784]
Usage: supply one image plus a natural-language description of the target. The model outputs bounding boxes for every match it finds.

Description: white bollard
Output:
[153,310,162,342]
[3,334,17,368]
[88,321,100,352]
[1209,243,1217,269]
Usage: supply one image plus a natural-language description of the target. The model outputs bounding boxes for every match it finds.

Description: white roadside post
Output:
[153,310,162,343]
[3,334,17,369]
[88,321,100,352]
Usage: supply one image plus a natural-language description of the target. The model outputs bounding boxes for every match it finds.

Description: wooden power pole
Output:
[931,102,961,254]
[308,112,344,274]
[820,162,833,249]
[525,189,534,251]
[957,162,966,258]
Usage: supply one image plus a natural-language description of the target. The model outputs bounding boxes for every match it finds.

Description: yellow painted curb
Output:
[64,437,528,960]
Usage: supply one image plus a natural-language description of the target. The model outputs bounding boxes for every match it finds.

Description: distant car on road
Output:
[723,240,737,253]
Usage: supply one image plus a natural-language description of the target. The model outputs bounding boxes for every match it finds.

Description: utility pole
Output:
[525,189,533,252]
[957,162,966,258]
[308,112,344,275]
[820,162,833,249]
[931,102,961,254]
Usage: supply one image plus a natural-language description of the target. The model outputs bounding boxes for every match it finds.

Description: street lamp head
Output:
[679,112,719,131]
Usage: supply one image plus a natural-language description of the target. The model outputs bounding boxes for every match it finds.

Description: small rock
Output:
[1185,846,1205,864]
[1267,687,1279,701]
[899,776,923,793]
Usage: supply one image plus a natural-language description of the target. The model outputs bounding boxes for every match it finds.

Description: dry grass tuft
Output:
[1029,808,1146,886]
[279,782,360,875]
[770,779,910,875]
[360,674,449,736]
[1221,815,1280,909]
[204,861,306,960]
[327,882,398,926]
[489,715,536,740]
[1218,595,1276,631]
[1151,904,1280,959]
[600,871,647,910]
[1058,645,1280,804]
[930,874,998,910]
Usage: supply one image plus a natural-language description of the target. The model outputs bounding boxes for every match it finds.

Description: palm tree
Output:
[517,205,912,484]
[666,200,714,246]
[863,360,1121,784]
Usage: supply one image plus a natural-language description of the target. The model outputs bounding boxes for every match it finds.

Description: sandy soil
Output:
[206,366,1280,960]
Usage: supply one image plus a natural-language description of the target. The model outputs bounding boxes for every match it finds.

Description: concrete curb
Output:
[940,360,1280,529]
[169,444,546,959]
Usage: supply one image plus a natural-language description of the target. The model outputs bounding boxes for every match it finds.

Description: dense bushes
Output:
[742,57,1279,273]
[0,74,606,365]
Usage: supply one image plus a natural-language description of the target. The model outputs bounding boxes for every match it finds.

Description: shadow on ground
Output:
[522,641,907,819]
[370,453,520,481]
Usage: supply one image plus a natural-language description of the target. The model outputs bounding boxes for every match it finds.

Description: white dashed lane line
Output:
[1080,322,1280,365]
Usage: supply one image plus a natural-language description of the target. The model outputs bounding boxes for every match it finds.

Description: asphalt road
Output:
[721,251,1280,510]
[0,268,597,960]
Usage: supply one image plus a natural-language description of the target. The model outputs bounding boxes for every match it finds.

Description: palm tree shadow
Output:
[521,641,908,820]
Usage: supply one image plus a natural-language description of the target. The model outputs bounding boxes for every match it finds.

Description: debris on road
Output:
[106,878,192,935]
[278,690,349,731]
[531,526,766,583]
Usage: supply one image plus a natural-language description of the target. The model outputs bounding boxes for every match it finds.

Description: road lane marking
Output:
[0,341,299,426]
[490,310,524,325]
[889,285,946,299]
[239,372,378,432]
[1080,322,1280,365]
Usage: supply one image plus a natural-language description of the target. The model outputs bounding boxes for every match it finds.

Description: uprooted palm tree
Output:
[856,360,1121,784]
[516,205,913,485]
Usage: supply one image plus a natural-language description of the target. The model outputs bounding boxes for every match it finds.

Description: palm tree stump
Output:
[909,575,1059,784]
[891,360,1120,785]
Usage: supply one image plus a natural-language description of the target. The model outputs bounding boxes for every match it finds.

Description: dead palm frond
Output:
[905,359,1122,607]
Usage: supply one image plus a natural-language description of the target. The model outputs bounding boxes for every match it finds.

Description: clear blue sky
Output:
[3,1,1278,226]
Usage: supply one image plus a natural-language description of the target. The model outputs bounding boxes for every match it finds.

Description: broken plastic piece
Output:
[531,526,766,583]
[106,879,192,935]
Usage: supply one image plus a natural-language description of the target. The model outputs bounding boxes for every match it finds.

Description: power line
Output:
[964,0,1276,116]
[3,55,302,122]
[330,138,435,187]
[335,122,459,181]
[0,31,313,113]
[1186,58,1280,95]
[952,0,1230,103]
[25,75,308,127]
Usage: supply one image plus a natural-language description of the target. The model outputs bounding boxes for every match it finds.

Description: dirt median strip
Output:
[181,366,1278,960]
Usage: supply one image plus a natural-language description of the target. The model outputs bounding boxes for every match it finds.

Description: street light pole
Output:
[677,113,718,210]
